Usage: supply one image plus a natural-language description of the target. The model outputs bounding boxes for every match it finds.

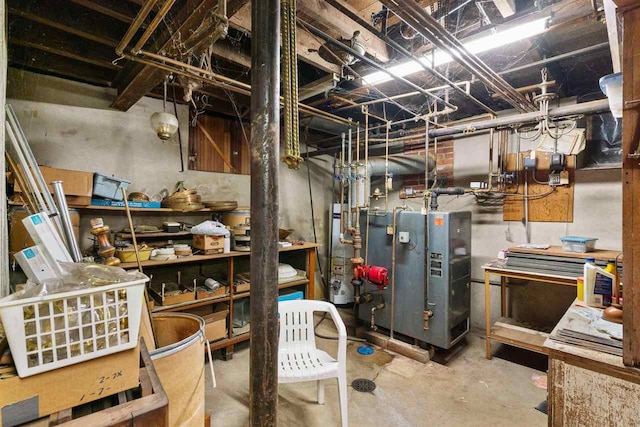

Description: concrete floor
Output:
[206,315,548,427]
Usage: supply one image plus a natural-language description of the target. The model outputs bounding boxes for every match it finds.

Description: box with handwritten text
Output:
[0,344,139,426]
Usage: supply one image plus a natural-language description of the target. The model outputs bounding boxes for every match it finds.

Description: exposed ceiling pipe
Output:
[324,0,496,115]
[380,0,536,113]
[305,99,610,158]
[497,42,610,77]
[296,18,459,112]
[429,98,609,138]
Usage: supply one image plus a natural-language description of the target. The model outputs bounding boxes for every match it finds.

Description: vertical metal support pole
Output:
[250,0,280,424]
[51,181,82,262]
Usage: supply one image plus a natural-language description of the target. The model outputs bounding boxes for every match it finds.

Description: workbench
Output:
[482,246,623,360]
[545,303,640,426]
[482,261,575,359]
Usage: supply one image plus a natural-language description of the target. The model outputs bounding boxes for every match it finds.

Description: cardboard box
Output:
[13,166,93,198]
[0,345,140,426]
[203,304,229,342]
[9,207,79,258]
[193,235,224,255]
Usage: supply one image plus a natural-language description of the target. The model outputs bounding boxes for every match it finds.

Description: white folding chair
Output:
[278,300,348,427]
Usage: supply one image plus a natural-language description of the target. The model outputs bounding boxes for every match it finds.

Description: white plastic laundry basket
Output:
[0,277,146,377]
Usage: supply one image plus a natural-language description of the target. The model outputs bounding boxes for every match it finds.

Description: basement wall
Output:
[7,69,332,297]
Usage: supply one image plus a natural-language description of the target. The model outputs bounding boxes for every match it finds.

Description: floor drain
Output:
[352,378,376,393]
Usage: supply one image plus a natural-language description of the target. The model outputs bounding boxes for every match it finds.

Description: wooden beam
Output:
[8,44,117,86]
[8,17,121,70]
[209,41,251,69]
[229,3,340,73]
[356,0,439,28]
[112,0,245,111]
[69,0,143,25]
[7,0,127,47]
[621,3,640,367]
[296,0,389,62]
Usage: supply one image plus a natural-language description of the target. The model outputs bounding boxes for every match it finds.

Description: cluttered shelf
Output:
[151,279,310,312]
[7,201,220,213]
[231,279,310,301]
[116,230,192,239]
[119,242,320,269]
[73,205,218,213]
[152,293,231,312]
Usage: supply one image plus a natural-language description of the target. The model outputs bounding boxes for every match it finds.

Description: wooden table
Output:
[482,262,577,360]
[545,303,640,426]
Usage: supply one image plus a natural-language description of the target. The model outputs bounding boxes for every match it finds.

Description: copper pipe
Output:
[139,50,351,125]
[132,0,177,53]
[123,52,353,126]
[116,0,159,55]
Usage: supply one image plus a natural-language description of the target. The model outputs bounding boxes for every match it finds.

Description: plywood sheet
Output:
[503,151,575,222]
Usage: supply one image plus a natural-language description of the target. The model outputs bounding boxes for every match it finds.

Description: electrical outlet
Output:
[398,231,410,243]
[549,172,561,186]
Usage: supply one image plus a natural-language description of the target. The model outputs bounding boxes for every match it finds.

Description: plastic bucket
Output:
[150,313,205,427]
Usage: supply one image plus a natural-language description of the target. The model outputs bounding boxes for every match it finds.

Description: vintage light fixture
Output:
[363,17,550,85]
[150,79,179,140]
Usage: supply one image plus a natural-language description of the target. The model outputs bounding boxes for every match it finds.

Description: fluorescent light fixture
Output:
[363,17,549,85]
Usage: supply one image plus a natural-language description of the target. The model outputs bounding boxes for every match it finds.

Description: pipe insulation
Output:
[429,99,610,138]
[306,99,610,158]
[367,154,435,177]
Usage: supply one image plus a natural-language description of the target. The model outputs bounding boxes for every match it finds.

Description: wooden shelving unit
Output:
[126,243,318,360]
[63,200,319,360]
[115,231,192,239]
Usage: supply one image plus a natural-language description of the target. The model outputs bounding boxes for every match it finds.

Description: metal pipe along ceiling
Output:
[305,99,610,158]
[296,18,458,112]
[323,0,497,115]
[379,0,536,113]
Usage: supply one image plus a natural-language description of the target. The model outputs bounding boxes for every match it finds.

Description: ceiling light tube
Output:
[363,17,550,85]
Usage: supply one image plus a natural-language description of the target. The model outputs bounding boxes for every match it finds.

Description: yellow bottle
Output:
[605,260,616,274]
[577,277,585,303]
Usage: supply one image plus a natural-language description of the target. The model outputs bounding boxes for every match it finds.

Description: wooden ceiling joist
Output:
[9,17,121,70]
[111,0,249,111]
[8,0,127,47]
[296,0,389,62]
[8,44,118,87]
[69,0,145,25]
